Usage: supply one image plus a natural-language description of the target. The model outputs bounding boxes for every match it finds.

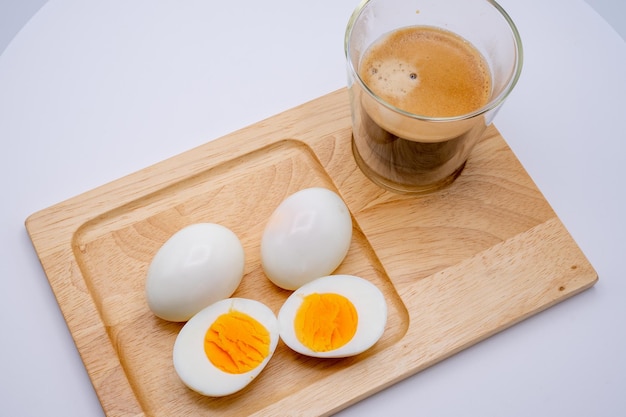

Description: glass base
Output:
[351,137,466,195]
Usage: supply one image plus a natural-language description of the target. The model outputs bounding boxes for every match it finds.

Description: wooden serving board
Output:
[26,89,597,417]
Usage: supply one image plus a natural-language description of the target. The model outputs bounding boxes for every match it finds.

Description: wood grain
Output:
[25,88,597,417]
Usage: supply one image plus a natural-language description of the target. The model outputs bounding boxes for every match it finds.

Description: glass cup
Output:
[345,0,523,194]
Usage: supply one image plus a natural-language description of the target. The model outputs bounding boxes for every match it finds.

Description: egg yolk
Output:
[294,293,358,352]
[204,310,271,374]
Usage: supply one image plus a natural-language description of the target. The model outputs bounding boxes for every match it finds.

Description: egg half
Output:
[278,275,387,358]
[145,223,245,322]
[261,187,353,290]
[173,298,279,397]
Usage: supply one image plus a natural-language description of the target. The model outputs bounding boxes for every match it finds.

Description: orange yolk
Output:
[204,310,271,374]
[294,293,358,352]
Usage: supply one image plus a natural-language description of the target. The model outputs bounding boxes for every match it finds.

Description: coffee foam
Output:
[365,58,420,101]
[359,26,491,118]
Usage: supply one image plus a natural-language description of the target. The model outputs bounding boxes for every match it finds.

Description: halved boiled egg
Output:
[277,275,387,358]
[173,298,279,397]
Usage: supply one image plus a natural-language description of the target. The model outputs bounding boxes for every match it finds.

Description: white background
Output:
[1,0,625,416]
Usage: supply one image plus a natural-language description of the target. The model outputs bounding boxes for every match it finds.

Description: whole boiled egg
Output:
[277,274,387,358]
[145,223,245,322]
[261,187,353,290]
[173,298,279,397]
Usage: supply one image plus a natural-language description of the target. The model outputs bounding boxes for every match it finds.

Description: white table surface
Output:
[1,1,625,416]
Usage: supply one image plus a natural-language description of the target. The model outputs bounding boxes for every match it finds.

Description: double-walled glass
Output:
[345,0,523,194]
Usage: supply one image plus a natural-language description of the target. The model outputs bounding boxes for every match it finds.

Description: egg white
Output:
[146,223,245,322]
[173,298,279,397]
[277,275,388,358]
[261,187,353,290]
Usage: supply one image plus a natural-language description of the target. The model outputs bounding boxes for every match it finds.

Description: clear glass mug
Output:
[345,0,523,194]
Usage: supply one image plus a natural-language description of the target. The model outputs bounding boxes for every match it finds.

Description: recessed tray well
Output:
[25,89,597,416]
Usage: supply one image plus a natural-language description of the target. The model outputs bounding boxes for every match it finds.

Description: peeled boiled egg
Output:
[261,187,353,290]
[277,274,387,358]
[173,298,279,397]
[145,223,245,322]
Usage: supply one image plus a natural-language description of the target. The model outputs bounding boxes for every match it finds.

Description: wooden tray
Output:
[25,89,597,417]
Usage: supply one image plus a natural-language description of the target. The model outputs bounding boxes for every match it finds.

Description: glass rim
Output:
[344,0,524,123]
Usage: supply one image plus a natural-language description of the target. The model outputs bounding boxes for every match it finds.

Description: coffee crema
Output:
[359,26,491,118]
